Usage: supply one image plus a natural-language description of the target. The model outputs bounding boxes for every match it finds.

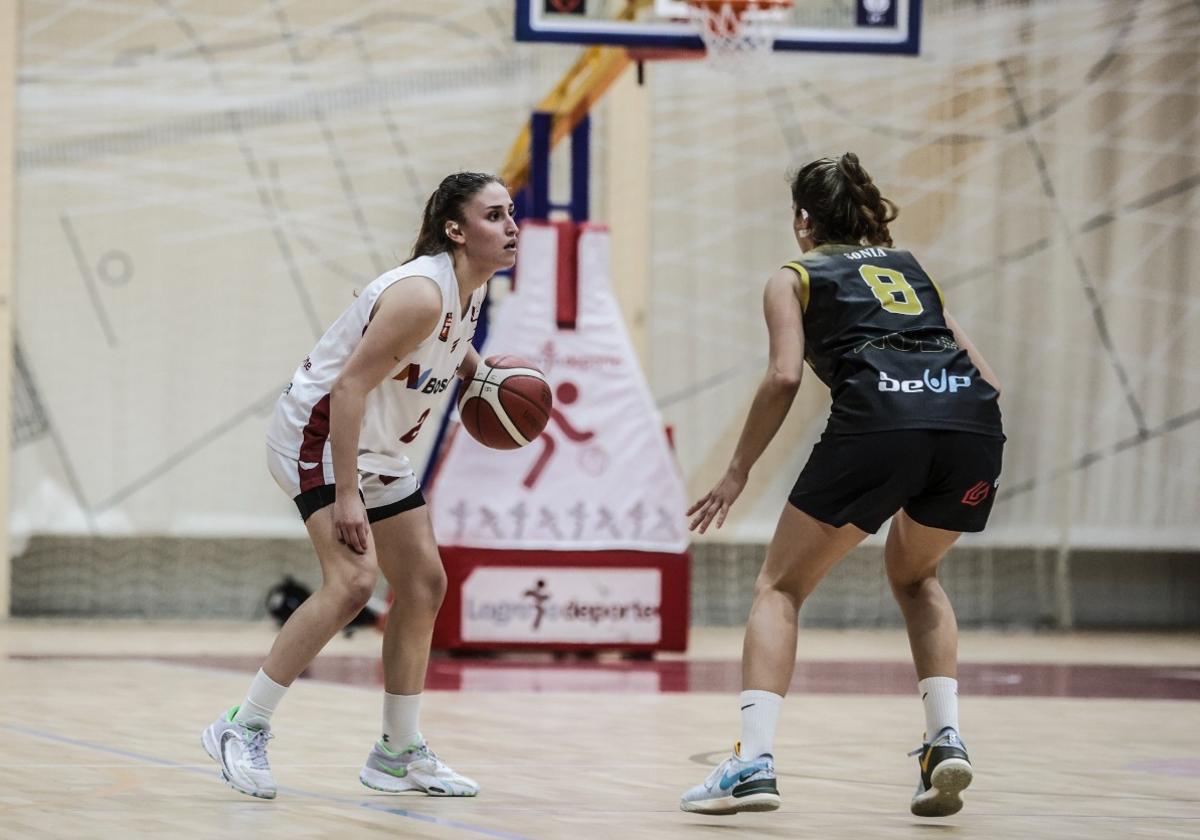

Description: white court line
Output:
[0,723,532,840]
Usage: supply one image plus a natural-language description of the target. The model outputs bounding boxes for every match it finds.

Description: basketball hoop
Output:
[683,0,793,69]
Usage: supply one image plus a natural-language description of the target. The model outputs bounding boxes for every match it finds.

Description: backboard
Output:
[515,0,921,55]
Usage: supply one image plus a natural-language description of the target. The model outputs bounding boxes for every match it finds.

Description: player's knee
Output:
[411,565,447,611]
[887,567,936,602]
[338,568,378,616]
[753,572,805,609]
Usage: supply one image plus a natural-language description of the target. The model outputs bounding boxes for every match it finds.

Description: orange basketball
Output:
[457,355,552,449]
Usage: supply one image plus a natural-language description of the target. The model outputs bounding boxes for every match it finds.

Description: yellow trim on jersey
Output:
[928,274,946,308]
[782,261,810,313]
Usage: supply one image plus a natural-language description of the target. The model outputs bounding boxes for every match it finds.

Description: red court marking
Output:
[11,654,1200,699]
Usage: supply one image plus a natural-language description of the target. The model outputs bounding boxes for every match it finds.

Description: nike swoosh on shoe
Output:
[719,763,766,791]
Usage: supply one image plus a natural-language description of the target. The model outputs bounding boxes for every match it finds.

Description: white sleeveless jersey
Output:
[266,251,485,481]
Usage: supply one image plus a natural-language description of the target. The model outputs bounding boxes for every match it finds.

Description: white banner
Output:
[430,223,689,552]
[461,566,662,643]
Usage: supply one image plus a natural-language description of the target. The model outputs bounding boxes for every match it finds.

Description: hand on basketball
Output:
[457,346,480,382]
[687,468,747,534]
[333,494,370,554]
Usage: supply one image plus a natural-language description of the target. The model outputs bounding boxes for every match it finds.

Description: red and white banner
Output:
[428,222,689,651]
[461,566,661,643]
[430,223,688,553]
[434,546,689,651]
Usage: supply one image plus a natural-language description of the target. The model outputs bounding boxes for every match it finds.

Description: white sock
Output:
[739,690,782,759]
[918,676,959,738]
[382,692,422,751]
[233,669,288,728]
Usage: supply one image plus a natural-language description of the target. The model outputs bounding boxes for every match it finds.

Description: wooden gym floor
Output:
[2,620,1198,839]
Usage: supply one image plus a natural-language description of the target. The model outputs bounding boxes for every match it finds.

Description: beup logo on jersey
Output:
[438,312,453,342]
[878,368,972,394]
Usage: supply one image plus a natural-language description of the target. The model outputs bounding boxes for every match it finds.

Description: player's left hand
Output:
[687,468,747,534]
[457,346,481,381]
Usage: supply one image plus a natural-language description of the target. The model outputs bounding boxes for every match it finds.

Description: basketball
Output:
[457,355,553,449]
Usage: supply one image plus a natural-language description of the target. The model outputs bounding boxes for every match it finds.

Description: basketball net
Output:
[684,0,793,71]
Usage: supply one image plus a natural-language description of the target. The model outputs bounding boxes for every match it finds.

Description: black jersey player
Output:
[681,154,1002,819]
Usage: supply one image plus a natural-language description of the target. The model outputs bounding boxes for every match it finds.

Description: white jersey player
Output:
[203,173,518,801]
[265,250,486,512]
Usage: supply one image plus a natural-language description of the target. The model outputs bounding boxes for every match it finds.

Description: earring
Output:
[796,209,813,239]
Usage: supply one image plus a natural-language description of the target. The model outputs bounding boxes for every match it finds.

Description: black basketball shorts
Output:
[788,429,1005,534]
[266,446,426,524]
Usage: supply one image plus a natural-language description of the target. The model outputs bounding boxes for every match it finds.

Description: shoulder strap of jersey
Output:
[781,261,810,312]
[927,274,946,309]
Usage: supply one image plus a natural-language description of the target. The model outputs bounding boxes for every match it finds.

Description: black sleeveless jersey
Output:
[783,244,1003,437]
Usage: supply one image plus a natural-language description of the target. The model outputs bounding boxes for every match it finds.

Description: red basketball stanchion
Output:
[428,223,690,655]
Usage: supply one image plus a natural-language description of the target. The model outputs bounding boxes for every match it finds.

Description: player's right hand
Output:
[687,468,747,534]
[333,493,371,554]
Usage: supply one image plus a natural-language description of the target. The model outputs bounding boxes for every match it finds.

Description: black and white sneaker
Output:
[908,726,972,817]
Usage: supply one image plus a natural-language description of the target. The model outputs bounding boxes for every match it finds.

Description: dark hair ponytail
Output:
[409,171,504,260]
[789,152,898,247]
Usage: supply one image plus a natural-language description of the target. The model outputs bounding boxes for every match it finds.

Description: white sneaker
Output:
[680,743,780,815]
[201,707,277,800]
[359,738,479,796]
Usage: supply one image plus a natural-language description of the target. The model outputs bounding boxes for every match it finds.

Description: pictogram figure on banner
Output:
[448,499,469,543]
[568,500,587,539]
[477,505,503,538]
[651,506,680,541]
[536,506,564,539]
[595,505,621,539]
[509,502,528,538]
[523,579,551,630]
[522,381,600,489]
[627,501,645,540]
